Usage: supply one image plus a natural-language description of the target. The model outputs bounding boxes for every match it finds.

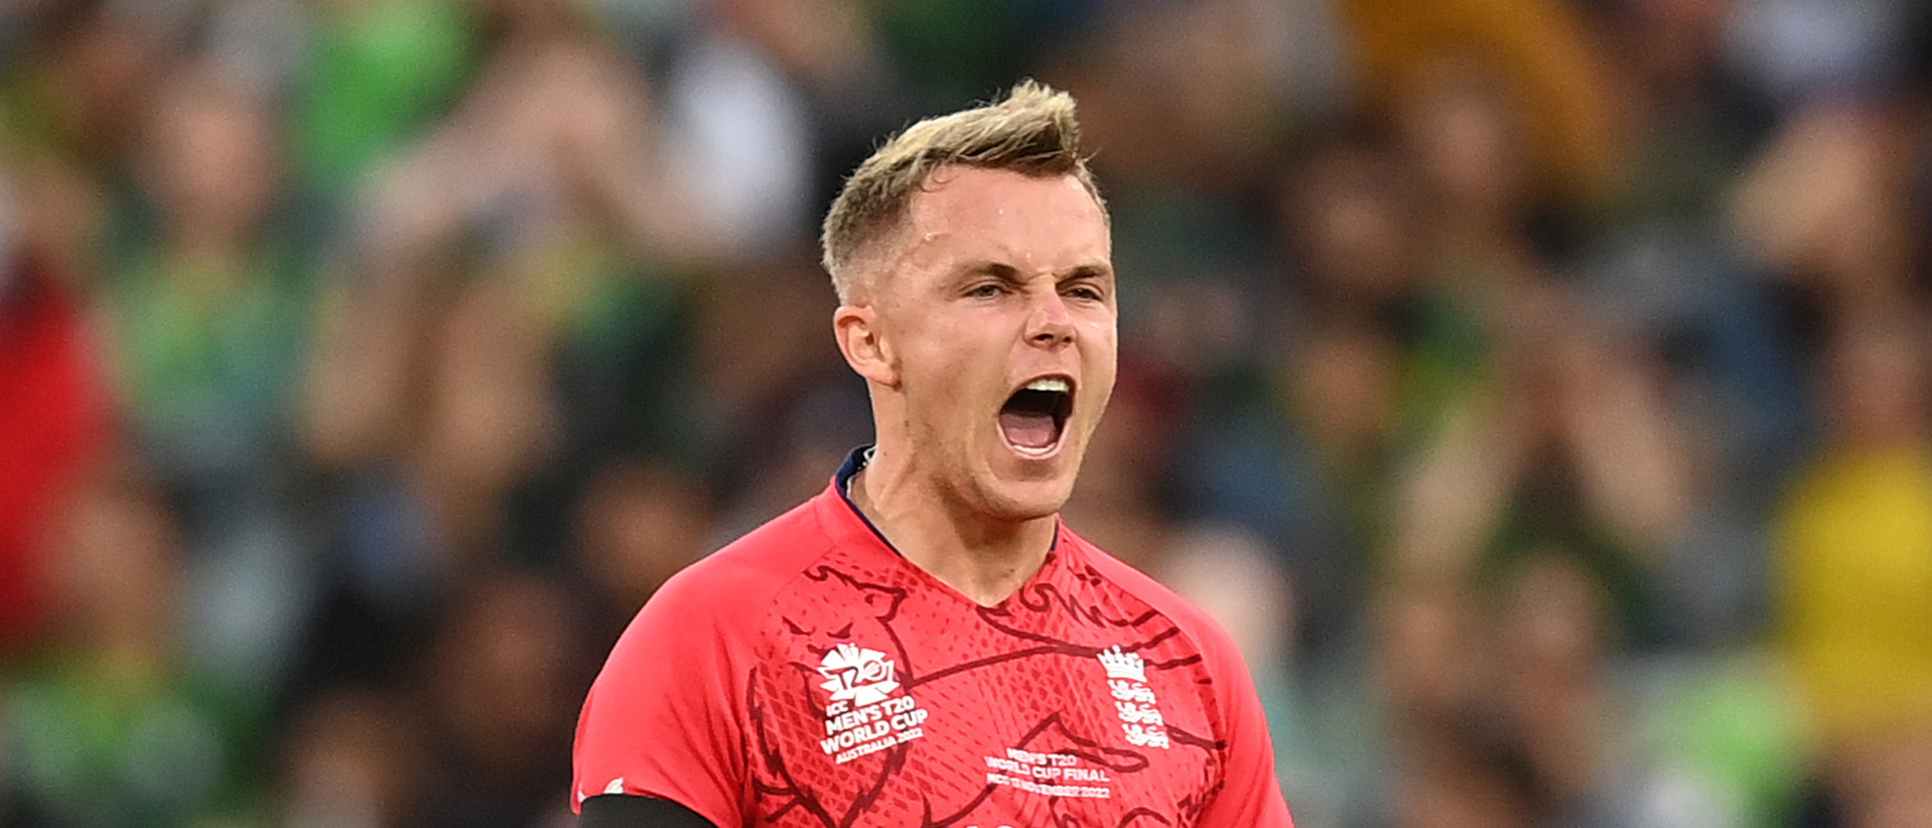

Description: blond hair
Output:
[820,80,1104,302]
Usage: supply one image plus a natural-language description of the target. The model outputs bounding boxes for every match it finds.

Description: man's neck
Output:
[848,457,1056,607]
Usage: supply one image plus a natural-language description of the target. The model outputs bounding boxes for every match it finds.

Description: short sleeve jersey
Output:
[574,451,1294,828]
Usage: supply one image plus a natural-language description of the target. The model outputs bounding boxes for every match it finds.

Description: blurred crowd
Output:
[1,0,1930,826]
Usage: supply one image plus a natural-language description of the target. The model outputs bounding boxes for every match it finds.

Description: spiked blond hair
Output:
[820,80,1105,303]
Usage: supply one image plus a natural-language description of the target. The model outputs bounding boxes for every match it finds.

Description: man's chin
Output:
[975,477,1076,523]
[969,441,1088,520]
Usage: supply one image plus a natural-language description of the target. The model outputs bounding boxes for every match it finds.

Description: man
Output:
[573,81,1295,828]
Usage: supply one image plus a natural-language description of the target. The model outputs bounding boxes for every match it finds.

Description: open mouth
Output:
[999,376,1074,455]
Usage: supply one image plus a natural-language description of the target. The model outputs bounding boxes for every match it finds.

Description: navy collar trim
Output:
[834,445,899,554]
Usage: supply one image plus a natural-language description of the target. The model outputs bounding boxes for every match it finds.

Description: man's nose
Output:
[1026,290,1074,347]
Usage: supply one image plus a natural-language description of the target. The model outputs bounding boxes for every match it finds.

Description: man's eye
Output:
[968,284,1003,298]
[1067,286,1103,301]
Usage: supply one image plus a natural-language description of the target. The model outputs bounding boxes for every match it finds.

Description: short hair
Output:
[820,80,1105,303]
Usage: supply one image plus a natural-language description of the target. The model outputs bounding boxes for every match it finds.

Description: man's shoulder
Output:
[1061,528,1244,661]
[1065,531,1198,616]
[640,490,841,626]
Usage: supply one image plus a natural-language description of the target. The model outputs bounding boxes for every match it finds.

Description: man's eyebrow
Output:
[1058,264,1114,282]
[957,261,1024,284]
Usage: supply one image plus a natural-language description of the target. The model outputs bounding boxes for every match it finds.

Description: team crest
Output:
[1098,646,1168,749]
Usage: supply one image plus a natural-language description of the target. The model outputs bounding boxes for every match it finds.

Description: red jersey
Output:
[0,268,110,648]
[574,451,1294,828]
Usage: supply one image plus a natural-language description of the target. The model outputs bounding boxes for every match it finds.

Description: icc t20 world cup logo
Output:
[817,643,900,707]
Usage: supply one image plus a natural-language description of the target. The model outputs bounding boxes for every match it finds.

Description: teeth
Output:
[1024,378,1070,394]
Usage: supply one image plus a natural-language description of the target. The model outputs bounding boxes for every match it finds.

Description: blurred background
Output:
[1,0,1930,826]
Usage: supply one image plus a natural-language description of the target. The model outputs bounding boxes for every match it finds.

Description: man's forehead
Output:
[901,167,1110,255]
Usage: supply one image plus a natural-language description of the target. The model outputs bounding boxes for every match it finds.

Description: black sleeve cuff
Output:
[578,794,719,828]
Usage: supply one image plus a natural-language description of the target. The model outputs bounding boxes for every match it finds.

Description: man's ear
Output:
[834,303,898,388]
